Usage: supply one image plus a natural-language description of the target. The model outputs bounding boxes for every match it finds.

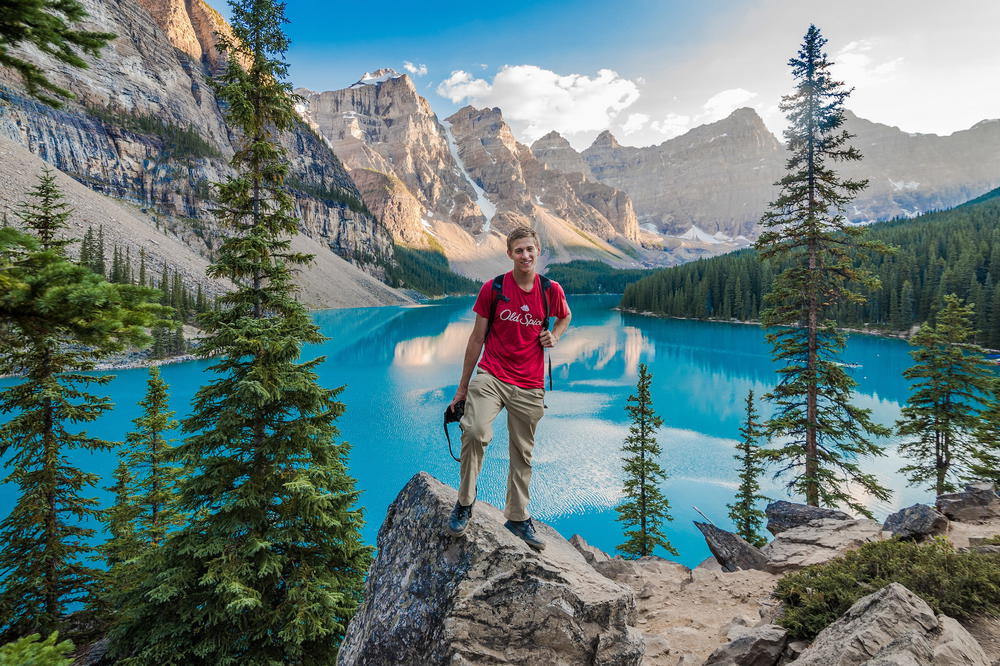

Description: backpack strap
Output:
[484,274,509,340]
[539,275,552,331]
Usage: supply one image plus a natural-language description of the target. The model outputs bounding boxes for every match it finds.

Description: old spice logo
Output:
[520,304,530,312]
[499,308,542,327]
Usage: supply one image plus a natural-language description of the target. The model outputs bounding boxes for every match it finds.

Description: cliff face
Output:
[0,0,394,276]
[296,70,486,246]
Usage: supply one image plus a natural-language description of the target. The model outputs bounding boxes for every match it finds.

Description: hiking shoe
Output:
[504,518,545,550]
[448,501,474,536]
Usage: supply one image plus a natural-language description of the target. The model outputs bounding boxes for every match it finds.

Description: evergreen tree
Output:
[109,1,371,661]
[969,378,1000,484]
[102,461,143,569]
[897,295,994,493]
[0,0,114,107]
[0,172,165,642]
[616,363,677,557]
[78,226,94,269]
[727,390,768,547]
[753,25,892,515]
[122,367,182,546]
[95,226,106,277]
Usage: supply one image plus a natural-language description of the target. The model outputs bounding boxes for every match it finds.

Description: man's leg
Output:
[503,385,546,521]
[457,372,504,507]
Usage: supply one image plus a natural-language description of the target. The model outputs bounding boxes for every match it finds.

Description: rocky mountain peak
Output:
[591,129,621,149]
[136,0,230,74]
[353,68,405,85]
[530,130,593,179]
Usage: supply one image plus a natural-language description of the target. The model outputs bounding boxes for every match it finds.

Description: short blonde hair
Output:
[506,226,540,252]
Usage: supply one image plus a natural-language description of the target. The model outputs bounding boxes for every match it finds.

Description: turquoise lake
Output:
[0,294,932,568]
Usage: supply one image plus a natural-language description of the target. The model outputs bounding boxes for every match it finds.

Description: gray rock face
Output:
[789,583,989,666]
[569,533,612,565]
[0,0,393,275]
[694,522,769,572]
[531,130,595,179]
[704,624,787,666]
[761,519,883,573]
[337,472,644,666]
[765,501,852,536]
[883,504,949,540]
[936,482,1000,522]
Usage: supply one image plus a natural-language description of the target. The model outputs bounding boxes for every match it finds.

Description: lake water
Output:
[0,294,931,568]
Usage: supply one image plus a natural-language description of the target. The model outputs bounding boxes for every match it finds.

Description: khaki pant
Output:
[458,370,545,521]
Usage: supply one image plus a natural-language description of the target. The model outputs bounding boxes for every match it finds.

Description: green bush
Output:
[774,538,1000,640]
[0,632,73,666]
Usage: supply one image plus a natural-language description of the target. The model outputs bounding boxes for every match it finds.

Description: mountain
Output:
[838,111,1000,220]
[577,107,1000,242]
[0,0,397,286]
[580,108,783,239]
[296,73,655,280]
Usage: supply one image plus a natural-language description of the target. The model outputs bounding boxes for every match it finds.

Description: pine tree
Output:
[897,295,994,493]
[753,25,892,515]
[78,226,94,269]
[95,226,106,277]
[727,390,768,547]
[616,363,677,557]
[123,367,182,546]
[969,378,1000,484]
[0,171,165,642]
[109,1,371,661]
[102,461,143,569]
[0,0,114,107]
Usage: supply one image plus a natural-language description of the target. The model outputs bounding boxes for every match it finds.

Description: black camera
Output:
[444,399,465,424]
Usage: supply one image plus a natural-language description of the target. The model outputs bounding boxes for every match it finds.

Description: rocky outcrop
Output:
[704,624,787,666]
[0,0,394,277]
[694,522,769,572]
[338,473,644,665]
[936,482,1000,522]
[789,583,989,665]
[883,504,949,540]
[761,519,884,573]
[766,501,852,536]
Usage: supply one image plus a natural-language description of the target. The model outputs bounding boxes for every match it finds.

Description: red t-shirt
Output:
[473,272,570,389]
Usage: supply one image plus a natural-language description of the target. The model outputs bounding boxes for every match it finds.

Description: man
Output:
[447,226,571,550]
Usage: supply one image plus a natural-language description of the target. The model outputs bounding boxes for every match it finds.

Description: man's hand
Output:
[450,386,468,410]
[539,330,559,348]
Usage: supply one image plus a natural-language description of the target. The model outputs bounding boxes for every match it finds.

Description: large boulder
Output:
[337,472,644,665]
[936,482,1000,522]
[789,583,989,665]
[882,504,949,540]
[761,518,884,573]
[765,501,852,536]
[695,522,769,572]
[704,624,787,666]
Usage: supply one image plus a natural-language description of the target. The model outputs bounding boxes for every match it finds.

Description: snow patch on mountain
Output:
[678,225,724,244]
[442,121,496,234]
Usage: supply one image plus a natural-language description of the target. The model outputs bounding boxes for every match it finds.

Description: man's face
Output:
[507,237,538,273]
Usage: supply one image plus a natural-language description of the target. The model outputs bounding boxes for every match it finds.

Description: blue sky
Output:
[207,0,1000,149]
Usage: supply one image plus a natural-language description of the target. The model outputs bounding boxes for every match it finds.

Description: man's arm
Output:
[451,314,489,408]
[539,311,571,348]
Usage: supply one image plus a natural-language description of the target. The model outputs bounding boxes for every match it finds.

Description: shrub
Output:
[774,537,1000,640]
[0,632,73,666]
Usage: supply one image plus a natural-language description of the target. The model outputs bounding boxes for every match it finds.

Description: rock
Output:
[761,519,883,573]
[71,637,110,666]
[936,482,1000,522]
[789,583,989,665]
[883,503,949,540]
[642,633,671,658]
[765,501,852,536]
[964,544,1000,554]
[337,472,644,665]
[705,624,788,666]
[695,522,769,572]
[569,533,611,565]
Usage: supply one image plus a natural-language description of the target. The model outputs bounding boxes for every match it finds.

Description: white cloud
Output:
[831,40,902,89]
[436,65,641,144]
[621,113,650,135]
[701,87,758,119]
[649,112,692,138]
[403,61,428,76]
